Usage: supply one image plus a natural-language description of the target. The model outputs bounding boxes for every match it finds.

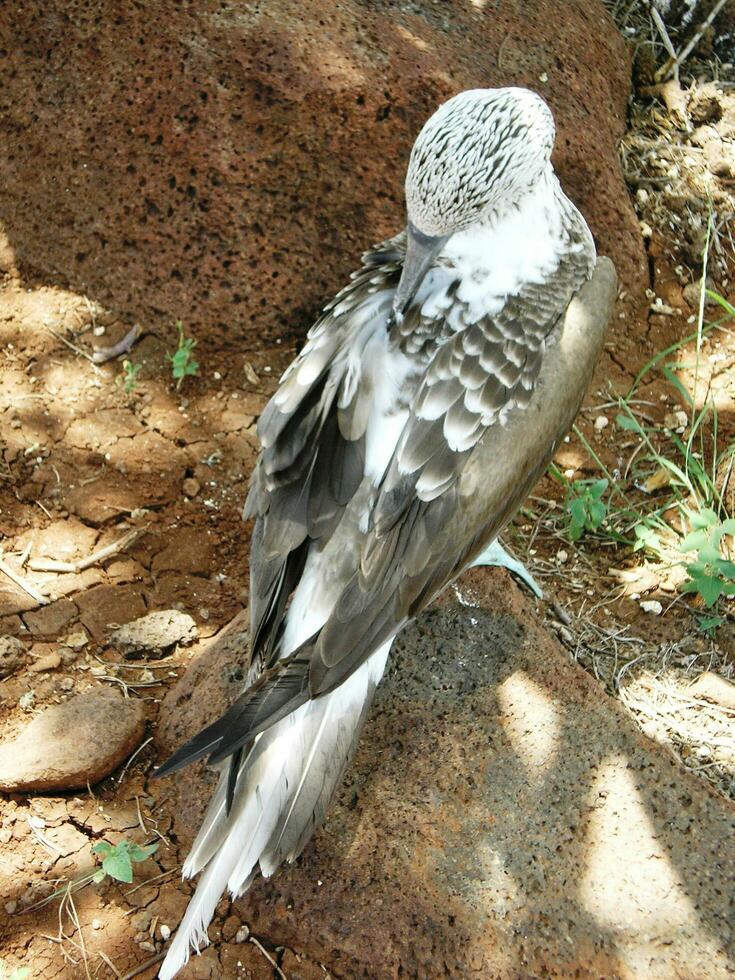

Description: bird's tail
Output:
[157,641,390,980]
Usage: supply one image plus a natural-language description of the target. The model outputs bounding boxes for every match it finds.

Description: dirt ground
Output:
[1,5,734,980]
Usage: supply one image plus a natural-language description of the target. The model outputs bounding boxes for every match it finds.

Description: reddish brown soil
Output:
[1,1,734,978]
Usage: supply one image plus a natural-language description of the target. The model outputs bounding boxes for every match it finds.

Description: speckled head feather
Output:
[405,88,555,237]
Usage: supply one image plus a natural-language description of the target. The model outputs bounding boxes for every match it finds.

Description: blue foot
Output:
[471,539,543,598]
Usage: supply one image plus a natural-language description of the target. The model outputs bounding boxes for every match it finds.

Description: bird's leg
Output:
[470,539,543,598]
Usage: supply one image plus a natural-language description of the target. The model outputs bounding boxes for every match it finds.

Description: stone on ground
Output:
[157,571,735,979]
[108,609,198,657]
[0,636,28,679]
[0,688,145,792]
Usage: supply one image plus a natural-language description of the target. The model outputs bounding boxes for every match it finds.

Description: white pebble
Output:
[640,599,663,615]
[160,924,171,941]
[594,415,609,431]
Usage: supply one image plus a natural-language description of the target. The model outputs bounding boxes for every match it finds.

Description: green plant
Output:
[169,321,199,389]
[26,838,159,912]
[120,359,142,394]
[679,508,735,607]
[91,839,159,884]
[563,478,609,541]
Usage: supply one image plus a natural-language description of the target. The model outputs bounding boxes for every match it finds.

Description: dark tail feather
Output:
[155,655,312,779]
[225,746,244,816]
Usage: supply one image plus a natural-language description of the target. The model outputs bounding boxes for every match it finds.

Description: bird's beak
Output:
[392,221,450,320]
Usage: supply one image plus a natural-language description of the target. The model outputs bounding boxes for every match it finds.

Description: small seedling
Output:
[563,478,609,542]
[169,321,199,389]
[680,509,735,607]
[91,839,159,884]
[120,359,142,394]
[26,838,159,912]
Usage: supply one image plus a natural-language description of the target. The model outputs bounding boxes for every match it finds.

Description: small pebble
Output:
[183,478,200,498]
[160,924,171,941]
[92,918,103,930]
[594,415,609,431]
[29,651,61,673]
[62,629,89,650]
[19,691,35,711]
[640,599,663,615]
[234,926,250,943]
[4,900,17,915]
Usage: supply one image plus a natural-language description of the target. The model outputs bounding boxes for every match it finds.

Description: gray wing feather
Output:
[245,237,405,668]
[301,244,595,697]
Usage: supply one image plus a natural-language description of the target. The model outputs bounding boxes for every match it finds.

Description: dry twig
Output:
[0,550,49,605]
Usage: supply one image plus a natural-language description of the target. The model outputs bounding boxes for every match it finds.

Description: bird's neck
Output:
[433,165,592,312]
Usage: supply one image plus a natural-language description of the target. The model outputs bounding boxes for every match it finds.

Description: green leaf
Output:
[103,847,134,884]
[680,529,710,552]
[569,498,586,524]
[92,842,112,857]
[661,362,693,407]
[590,479,609,499]
[616,413,644,433]
[588,500,606,528]
[685,572,723,607]
[697,614,724,635]
[690,508,719,530]
[128,842,159,863]
[721,518,735,536]
[704,288,735,318]
[92,868,106,883]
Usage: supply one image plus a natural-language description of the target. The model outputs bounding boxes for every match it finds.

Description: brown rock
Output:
[705,141,734,178]
[689,671,735,710]
[64,478,143,525]
[689,83,724,126]
[27,649,61,672]
[0,636,28,679]
[157,575,735,979]
[0,0,644,358]
[0,580,39,617]
[22,598,78,638]
[75,584,147,642]
[0,688,145,791]
[182,478,200,499]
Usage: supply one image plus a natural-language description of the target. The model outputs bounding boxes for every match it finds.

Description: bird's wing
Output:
[243,236,408,670]
[159,244,599,777]
[307,244,593,694]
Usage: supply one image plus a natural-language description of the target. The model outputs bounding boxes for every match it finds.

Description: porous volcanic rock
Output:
[156,571,735,979]
[0,0,645,358]
[0,688,146,792]
[108,608,198,657]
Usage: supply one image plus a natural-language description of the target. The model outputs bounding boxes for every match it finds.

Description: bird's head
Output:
[394,87,556,317]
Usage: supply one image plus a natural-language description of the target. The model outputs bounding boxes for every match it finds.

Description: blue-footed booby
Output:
[156,87,616,978]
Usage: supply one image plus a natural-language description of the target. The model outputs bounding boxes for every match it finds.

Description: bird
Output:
[155,86,617,979]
